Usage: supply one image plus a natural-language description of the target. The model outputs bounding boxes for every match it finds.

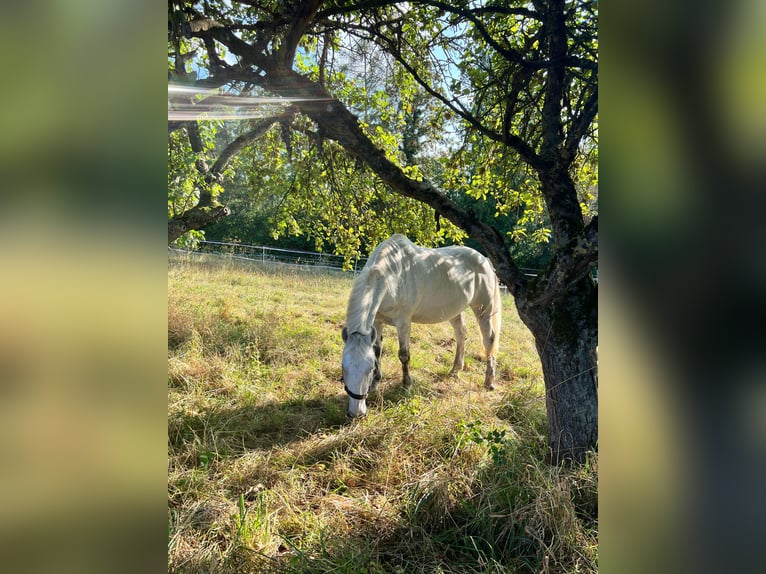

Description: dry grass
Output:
[168,252,597,573]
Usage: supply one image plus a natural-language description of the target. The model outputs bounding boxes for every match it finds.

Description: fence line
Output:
[171,240,368,274]
[171,240,546,287]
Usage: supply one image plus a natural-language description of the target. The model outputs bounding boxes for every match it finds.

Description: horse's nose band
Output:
[344,384,368,401]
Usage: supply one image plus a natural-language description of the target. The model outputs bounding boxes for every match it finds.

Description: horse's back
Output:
[403,242,496,323]
[359,235,497,325]
[433,245,496,309]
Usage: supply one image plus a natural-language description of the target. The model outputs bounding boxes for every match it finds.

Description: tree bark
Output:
[518,276,598,464]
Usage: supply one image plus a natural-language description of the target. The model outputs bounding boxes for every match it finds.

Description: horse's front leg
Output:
[396,321,413,391]
[370,321,384,394]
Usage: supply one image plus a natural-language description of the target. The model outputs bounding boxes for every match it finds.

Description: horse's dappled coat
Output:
[341,234,502,417]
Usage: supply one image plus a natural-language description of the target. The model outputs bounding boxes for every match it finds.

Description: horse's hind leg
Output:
[484,355,497,391]
[477,314,497,390]
[448,313,468,376]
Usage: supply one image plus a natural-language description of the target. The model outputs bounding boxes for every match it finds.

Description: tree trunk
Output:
[518,276,598,464]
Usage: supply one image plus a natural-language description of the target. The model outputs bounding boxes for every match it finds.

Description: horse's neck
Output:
[349,269,388,333]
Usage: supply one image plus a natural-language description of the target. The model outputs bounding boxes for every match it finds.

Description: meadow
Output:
[168,253,597,573]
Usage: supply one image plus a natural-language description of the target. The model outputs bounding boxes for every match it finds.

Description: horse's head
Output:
[341,326,378,418]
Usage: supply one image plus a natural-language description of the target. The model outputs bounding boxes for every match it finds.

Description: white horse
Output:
[341,234,502,418]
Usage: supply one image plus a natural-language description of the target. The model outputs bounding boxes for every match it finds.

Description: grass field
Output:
[168,253,597,573]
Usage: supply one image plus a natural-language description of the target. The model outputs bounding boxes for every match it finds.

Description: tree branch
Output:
[279,0,325,65]
[539,0,567,162]
[189,18,272,70]
[564,83,598,164]
[185,122,215,207]
[168,204,230,244]
[168,120,192,135]
[210,109,296,174]
[201,36,226,70]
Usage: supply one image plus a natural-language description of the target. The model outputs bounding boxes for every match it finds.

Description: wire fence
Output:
[170,240,368,274]
[169,240,556,289]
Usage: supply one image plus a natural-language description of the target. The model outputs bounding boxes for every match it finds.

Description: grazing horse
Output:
[341,234,502,418]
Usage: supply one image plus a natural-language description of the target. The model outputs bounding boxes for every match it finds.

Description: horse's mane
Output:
[346,234,414,333]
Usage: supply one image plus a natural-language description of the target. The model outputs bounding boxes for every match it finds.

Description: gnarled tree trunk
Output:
[518,277,598,464]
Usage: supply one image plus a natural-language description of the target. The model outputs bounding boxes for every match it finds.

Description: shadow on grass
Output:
[168,377,413,460]
[168,393,351,457]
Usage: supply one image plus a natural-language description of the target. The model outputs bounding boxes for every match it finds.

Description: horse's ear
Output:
[341,326,348,342]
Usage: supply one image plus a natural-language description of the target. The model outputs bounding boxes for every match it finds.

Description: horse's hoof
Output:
[484,382,496,391]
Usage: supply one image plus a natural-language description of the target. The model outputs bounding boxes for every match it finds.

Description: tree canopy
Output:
[168,0,596,261]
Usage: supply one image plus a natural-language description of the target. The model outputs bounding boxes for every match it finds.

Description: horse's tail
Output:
[488,277,502,357]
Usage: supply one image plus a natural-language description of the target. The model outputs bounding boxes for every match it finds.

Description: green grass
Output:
[168,252,597,573]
